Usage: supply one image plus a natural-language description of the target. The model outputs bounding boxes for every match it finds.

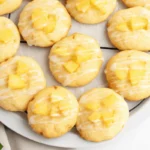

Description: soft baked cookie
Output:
[76,88,129,142]
[0,0,22,15]
[0,17,20,63]
[0,56,46,111]
[27,86,79,138]
[122,0,150,7]
[105,50,150,101]
[108,7,150,51]
[49,33,103,87]
[18,0,71,47]
[66,0,116,24]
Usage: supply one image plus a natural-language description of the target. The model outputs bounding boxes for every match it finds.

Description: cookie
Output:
[49,33,103,87]
[0,0,22,15]
[76,88,129,142]
[66,0,116,24]
[18,0,71,47]
[105,50,150,101]
[107,7,150,51]
[122,0,150,7]
[0,56,46,111]
[0,17,20,63]
[27,86,79,138]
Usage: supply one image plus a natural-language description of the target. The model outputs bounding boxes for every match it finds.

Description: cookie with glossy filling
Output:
[0,0,22,15]
[66,0,117,24]
[27,86,79,138]
[18,0,71,47]
[105,50,150,101]
[0,17,20,63]
[108,7,150,51]
[76,88,129,142]
[0,56,46,111]
[49,33,103,87]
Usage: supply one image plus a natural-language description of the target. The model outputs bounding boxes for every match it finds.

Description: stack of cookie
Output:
[0,0,150,143]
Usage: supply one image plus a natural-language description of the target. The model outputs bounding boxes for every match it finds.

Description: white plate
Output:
[0,0,149,148]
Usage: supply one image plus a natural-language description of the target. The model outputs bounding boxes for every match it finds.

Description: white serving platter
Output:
[0,0,149,148]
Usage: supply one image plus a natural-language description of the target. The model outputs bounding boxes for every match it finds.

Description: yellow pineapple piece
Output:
[43,15,56,33]
[8,74,26,90]
[129,61,146,85]
[0,0,5,4]
[53,48,69,57]
[63,61,79,73]
[101,111,114,127]
[72,55,91,63]
[101,94,118,108]
[90,0,107,14]
[16,61,29,75]
[115,69,128,80]
[32,8,48,30]
[0,29,13,43]
[128,17,148,31]
[33,102,49,115]
[59,100,70,111]
[50,92,64,103]
[50,106,60,117]
[76,0,90,13]
[33,17,48,30]
[58,100,72,116]
[88,112,101,123]
[73,46,92,63]
[85,102,100,111]
[116,22,129,32]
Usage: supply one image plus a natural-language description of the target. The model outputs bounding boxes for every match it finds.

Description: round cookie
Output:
[0,0,22,15]
[122,0,150,7]
[0,56,46,112]
[66,0,116,24]
[76,88,129,142]
[27,86,79,138]
[107,7,150,51]
[18,0,71,47]
[49,33,103,87]
[105,50,150,101]
[0,17,20,63]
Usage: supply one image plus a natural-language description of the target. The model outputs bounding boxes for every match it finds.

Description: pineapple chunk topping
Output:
[88,110,115,127]
[90,0,107,14]
[32,8,56,32]
[129,61,146,85]
[116,22,129,32]
[101,111,115,127]
[76,0,90,13]
[73,46,92,63]
[85,102,100,111]
[116,17,148,32]
[50,105,60,117]
[0,29,13,43]
[115,69,128,80]
[33,92,71,117]
[33,102,50,115]
[53,48,70,57]
[63,60,79,73]
[76,0,107,14]
[50,91,64,103]
[16,61,29,75]
[8,74,27,90]
[101,94,118,108]
[88,112,101,123]
[128,17,148,31]
[49,100,71,117]
[43,15,56,33]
